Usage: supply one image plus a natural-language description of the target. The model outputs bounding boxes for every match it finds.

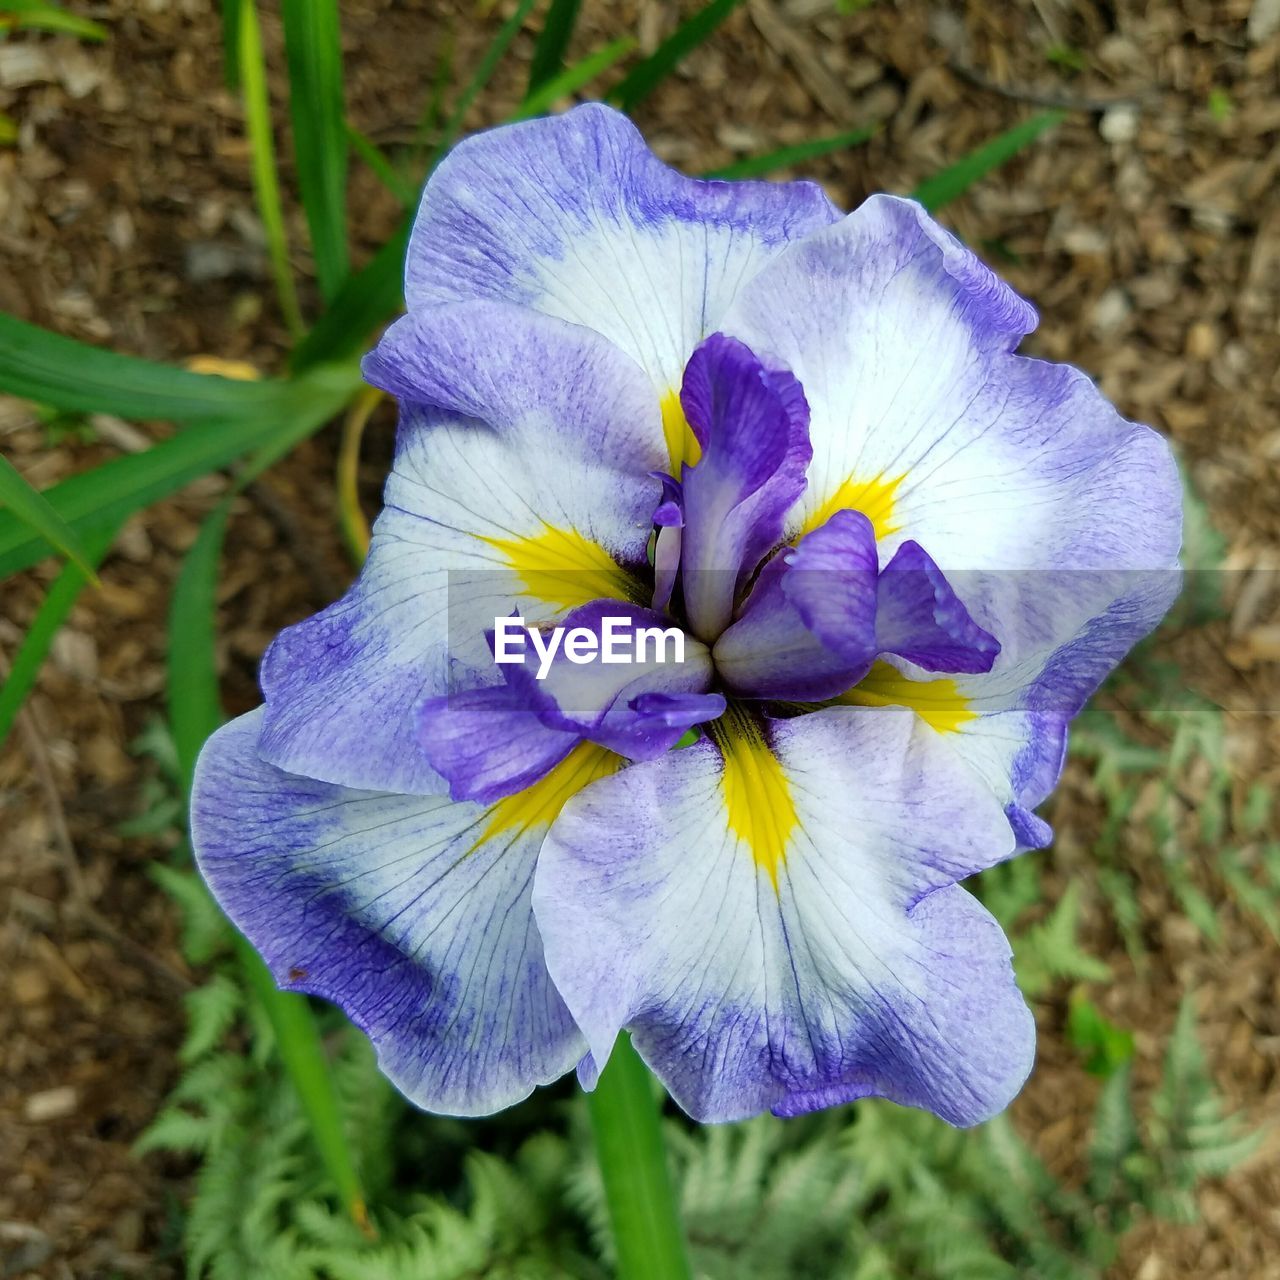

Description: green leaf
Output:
[168,481,370,1233]
[0,311,312,422]
[220,0,242,88]
[2,0,107,41]
[589,1034,692,1280]
[0,515,119,750]
[437,0,540,154]
[168,503,231,793]
[291,222,410,372]
[0,363,358,578]
[347,124,416,206]
[237,0,304,336]
[295,0,557,373]
[0,452,99,581]
[282,0,349,304]
[704,124,878,180]
[0,111,15,146]
[610,0,746,112]
[1066,991,1136,1077]
[527,0,582,93]
[911,111,1065,212]
[515,36,637,121]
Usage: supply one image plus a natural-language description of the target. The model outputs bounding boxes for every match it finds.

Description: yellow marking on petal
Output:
[478,523,639,611]
[708,706,798,893]
[799,471,905,541]
[477,742,623,845]
[660,388,702,472]
[837,660,976,734]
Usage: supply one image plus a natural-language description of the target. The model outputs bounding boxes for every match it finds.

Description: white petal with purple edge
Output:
[722,194,1181,834]
[532,706,1033,1126]
[404,103,841,400]
[257,303,663,795]
[193,709,593,1116]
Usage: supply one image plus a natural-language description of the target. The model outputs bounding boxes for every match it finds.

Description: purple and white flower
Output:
[191,104,1182,1125]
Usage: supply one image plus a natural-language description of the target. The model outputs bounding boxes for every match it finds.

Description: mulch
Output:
[1,2,1277,1276]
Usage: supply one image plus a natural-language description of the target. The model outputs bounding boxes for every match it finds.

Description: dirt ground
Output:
[1,1,1278,1277]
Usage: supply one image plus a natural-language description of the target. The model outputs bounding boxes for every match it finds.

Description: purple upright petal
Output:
[679,335,812,640]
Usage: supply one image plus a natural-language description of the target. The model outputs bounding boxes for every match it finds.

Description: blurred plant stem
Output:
[588,1034,691,1280]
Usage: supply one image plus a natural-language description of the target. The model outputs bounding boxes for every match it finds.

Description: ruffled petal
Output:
[721,193,1181,828]
[192,709,594,1116]
[258,304,663,795]
[532,706,1033,1126]
[404,103,841,423]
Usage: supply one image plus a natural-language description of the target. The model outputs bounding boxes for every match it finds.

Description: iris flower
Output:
[192,105,1181,1126]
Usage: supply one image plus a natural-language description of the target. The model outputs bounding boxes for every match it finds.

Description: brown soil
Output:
[1,2,1277,1277]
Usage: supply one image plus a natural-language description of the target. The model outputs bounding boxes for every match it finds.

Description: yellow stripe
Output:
[708,706,798,892]
[660,389,702,472]
[477,742,623,845]
[837,660,976,734]
[799,472,904,541]
[478,523,639,612]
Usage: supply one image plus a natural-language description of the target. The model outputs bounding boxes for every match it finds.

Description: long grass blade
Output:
[0,312,312,422]
[911,110,1065,212]
[526,0,582,94]
[435,0,539,154]
[291,222,410,372]
[610,0,745,112]
[0,516,120,750]
[220,0,242,87]
[0,453,99,581]
[703,123,877,179]
[237,0,304,337]
[515,36,637,121]
[168,482,369,1231]
[2,1,107,41]
[347,125,416,207]
[281,0,349,304]
[295,0,557,374]
[0,364,358,578]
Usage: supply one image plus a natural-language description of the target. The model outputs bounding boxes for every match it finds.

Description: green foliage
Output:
[0,450,99,578]
[281,0,349,304]
[0,0,107,41]
[1045,43,1086,73]
[912,111,1064,211]
[527,0,585,94]
[1144,999,1261,1222]
[237,0,304,336]
[1208,87,1235,123]
[0,515,119,749]
[141,903,1259,1280]
[516,37,637,122]
[1067,992,1136,1077]
[610,0,747,112]
[705,125,878,180]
